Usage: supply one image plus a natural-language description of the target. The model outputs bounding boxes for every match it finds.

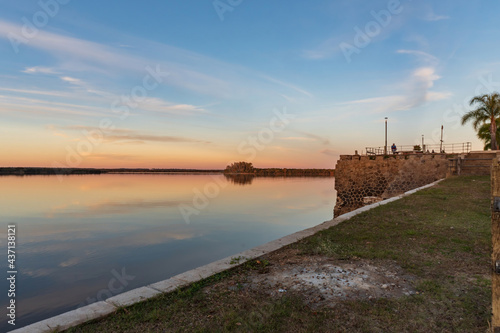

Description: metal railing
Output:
[366,142,472,155]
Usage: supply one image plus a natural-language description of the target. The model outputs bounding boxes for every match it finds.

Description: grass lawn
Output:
[64,175,492,333]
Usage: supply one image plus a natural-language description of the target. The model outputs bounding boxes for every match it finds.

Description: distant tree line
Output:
[0,168,103,176]
[0,168,223,176]
[254,168,334,177]
[1,164,334,177]
[106,168,223,173]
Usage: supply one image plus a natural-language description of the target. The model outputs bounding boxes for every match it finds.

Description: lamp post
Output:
[422,135,424,152]
[440,125,443,153]
[384,117,388,155]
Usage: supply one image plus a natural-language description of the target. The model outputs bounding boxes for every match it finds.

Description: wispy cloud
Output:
[296,131,331,145]
[259,75,314,98]
[0,94,109,117]
[280,136,316,142]
[22,66,60,74]
[60,76,84,85]
[82,153,138,161]
[105,133,210,144]
[0,84,206,118]
[301,37,342,60]
[397,49,438,65]
[0,87,70,97]
[339,95,408,113]
[423,12,450,21]
[338,66,451,114]
[320,148,339,157]
[58,76,107,96]
[0,19,312,101]
[139,98,206,115]
[426,91,452,101]
[0,20,141,71]
[59,126,211,145]
[340,50,452,113]
[47,124,70,138]
[302,7,407,61]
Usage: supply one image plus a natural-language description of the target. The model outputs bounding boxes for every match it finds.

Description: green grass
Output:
[64,176,492,333]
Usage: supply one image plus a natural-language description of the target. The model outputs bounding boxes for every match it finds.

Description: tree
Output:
[462,92,500,150]
[224,162,255,174]
[477,119,500,150]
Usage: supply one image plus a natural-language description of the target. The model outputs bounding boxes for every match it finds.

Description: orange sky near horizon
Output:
[1,122,484,170]
[0,152,339,170]
[1,122,342,169]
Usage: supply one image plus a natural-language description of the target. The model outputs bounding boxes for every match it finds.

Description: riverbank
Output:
[54,176,491,332]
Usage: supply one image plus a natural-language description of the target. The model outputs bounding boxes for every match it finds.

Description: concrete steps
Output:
[452,151,498,176]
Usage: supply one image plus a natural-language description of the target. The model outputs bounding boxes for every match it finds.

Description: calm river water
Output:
[0,174,335,330]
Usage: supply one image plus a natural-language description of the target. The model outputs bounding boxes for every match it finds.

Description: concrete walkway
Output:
[9,179,443,333]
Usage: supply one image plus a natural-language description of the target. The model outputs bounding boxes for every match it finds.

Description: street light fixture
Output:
[440,125,443,153]
[384,117,388,155]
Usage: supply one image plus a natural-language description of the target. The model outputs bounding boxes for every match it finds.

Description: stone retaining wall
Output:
[334,154,449,216]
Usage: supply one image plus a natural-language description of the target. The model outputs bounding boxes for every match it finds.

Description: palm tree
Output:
[477,120,500,150]
[462,92,500,150]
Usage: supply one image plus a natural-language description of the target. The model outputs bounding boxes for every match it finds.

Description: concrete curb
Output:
[9,178,444,333]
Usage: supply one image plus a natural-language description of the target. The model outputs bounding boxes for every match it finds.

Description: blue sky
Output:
[0,0,498,168]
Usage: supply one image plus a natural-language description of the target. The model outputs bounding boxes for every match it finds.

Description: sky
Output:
[0,0,497,169]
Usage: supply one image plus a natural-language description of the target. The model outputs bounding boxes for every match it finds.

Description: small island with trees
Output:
[224,161,334,177]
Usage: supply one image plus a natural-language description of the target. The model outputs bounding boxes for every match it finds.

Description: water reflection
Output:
[0,174,335,330]
[46,199,187,218]
[224,174,255,185]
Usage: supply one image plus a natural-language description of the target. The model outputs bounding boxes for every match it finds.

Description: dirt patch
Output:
[237,249,416,308]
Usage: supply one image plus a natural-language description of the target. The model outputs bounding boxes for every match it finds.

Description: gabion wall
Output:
[333,154,449,217]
